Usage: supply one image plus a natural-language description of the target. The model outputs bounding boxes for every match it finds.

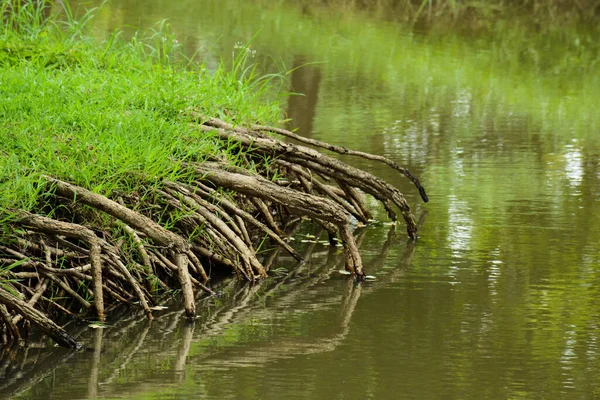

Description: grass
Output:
[0,0,281,219]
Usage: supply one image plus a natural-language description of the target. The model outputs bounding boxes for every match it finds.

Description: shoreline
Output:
[0,1,424,348]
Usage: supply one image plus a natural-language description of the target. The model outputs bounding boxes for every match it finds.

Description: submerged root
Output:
[0,115,426,348]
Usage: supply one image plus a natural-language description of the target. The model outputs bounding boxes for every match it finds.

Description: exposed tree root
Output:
[193,114,421,238]
[0,115,426,348]
[0,286,80,349]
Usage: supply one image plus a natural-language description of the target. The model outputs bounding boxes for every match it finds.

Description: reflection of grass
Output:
[91,0,599,145]
[291,5,599,142]
[271,0,600,23]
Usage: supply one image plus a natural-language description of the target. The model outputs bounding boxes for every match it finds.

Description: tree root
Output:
[0,115,426,348]
[0,286,80,349]
[192,114,422,239]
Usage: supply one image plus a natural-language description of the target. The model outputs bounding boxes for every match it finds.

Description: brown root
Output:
[0,286,80,349]
[193,116,420,239]
[0,115,426,347]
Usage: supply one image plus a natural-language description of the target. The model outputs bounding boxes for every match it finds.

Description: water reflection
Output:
[0,225,417,399]
[7,0,600,398]
[446,195,473,253]
[564,142,583,188]
[285,56,322,136]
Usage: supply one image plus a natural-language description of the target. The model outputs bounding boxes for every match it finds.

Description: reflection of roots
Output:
[0,115,425,348]
[0,229,418,398]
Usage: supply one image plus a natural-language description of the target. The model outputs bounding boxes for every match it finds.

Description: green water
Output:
[2,1,600,399]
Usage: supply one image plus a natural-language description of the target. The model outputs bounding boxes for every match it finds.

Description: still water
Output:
[2,1,600,398]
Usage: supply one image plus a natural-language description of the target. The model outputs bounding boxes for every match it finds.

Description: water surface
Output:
[2,1,600,399]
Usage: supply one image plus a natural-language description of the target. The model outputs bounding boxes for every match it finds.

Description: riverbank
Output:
[0,1,423,348]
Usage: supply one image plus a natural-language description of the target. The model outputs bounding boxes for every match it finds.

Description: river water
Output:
[2,1,600,399]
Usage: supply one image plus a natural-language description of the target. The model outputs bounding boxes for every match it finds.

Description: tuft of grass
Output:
[0,1,282,221]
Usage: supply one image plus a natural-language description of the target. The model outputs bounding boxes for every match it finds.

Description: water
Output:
[2,1,600,398]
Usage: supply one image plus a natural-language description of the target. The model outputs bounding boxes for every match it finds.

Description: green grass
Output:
[0,1,281,219]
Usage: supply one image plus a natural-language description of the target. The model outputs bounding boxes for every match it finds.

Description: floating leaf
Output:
[149,305,168,311]
[301,239,317,243]
[304,234,316,239]
[88,323,106,329]
[365,275,377,280]
[338,270,352,276]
